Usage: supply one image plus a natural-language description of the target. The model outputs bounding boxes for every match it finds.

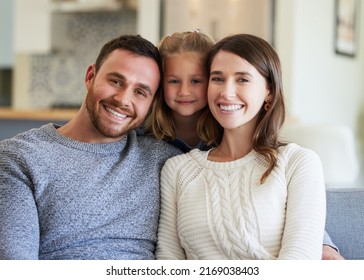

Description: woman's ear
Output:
[265,92,272,102]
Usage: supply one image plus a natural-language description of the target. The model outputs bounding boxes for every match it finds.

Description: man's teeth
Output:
[220,104,243,112]
[105,106,127,118]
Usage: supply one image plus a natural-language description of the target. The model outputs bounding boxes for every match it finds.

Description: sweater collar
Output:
[44,123,133,154]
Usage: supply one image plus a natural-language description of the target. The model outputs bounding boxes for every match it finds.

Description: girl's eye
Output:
[168,79,179,84]
[191,79,202,84]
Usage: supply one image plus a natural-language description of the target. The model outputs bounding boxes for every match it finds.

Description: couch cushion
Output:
[325,188,364,260]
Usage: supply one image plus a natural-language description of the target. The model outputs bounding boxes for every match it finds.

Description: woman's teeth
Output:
[219,104,243,112]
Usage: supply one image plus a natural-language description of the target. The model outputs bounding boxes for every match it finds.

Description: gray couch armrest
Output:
[325,188,364,260]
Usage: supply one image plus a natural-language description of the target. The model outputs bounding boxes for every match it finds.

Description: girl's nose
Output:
[177,82,191,96]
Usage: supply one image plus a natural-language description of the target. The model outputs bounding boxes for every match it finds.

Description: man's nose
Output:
[113,88,132,106]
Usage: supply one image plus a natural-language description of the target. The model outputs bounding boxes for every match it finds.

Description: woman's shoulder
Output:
[277,143,322,168]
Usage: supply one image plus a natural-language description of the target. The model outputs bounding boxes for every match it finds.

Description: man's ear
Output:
[85,64,96,87]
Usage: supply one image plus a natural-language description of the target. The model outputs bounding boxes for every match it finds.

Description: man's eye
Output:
[112,80,122,86]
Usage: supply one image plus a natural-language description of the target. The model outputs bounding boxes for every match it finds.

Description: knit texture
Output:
[156,144,326,260]
[0,124,181,260]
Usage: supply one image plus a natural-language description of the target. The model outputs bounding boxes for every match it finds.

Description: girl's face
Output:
[208,50,269,132]
[163,52,208,118]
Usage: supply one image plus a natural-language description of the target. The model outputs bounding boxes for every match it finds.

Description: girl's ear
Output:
[85,64,96,87]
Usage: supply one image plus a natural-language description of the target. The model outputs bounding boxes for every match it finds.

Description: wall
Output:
[14,9,136,109]
[0,0,13,67]
[275,0,364,185]
[163,0,273,42]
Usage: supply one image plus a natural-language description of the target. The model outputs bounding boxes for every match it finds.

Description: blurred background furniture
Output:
[280,123,360,187]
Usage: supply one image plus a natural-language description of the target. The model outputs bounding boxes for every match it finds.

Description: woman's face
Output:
[208,50,270,132]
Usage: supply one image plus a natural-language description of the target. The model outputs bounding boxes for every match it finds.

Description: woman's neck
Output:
[208,127,254,162]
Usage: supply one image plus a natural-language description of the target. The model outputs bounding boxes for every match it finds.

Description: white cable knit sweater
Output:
[156,143,326,260]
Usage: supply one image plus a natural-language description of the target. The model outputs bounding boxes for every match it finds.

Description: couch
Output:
[326,188,364,260]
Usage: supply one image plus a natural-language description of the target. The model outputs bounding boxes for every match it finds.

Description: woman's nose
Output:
[220,82,236,100]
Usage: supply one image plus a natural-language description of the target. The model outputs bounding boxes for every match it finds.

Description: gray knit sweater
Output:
[0,124,181,260]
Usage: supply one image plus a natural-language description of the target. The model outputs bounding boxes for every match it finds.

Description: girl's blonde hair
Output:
[144,31,222,146]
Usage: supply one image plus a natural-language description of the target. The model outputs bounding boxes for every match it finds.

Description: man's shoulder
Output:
[0,125,49,150]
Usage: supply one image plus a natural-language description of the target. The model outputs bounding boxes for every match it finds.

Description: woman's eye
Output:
[211,77,223,82]
[238,77,249,83]
[168,79,179,84]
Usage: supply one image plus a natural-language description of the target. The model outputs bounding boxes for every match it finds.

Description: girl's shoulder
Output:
[168,138,211,153]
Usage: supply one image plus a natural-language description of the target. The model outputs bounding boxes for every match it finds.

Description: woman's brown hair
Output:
[206,34,286,183]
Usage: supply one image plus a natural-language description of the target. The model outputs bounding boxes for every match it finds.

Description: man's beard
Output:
[85,86,138,139]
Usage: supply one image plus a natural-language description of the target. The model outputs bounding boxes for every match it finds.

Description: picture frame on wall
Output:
[335,0,359,57]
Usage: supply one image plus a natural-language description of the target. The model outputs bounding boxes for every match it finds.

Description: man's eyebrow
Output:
[107,72,126,81]
[107,72,153,96]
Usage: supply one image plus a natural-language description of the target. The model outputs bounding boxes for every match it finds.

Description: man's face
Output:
[85,49,160,141]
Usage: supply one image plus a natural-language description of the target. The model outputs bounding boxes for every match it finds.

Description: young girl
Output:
[156,34,326,259]
[143,30,222,152]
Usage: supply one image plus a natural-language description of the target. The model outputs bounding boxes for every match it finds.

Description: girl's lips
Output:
[176,100,195,104]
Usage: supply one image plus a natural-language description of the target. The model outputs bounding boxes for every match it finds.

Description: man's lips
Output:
[104,105,128,119]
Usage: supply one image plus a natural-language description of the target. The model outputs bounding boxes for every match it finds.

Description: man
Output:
[0,35,181,260]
